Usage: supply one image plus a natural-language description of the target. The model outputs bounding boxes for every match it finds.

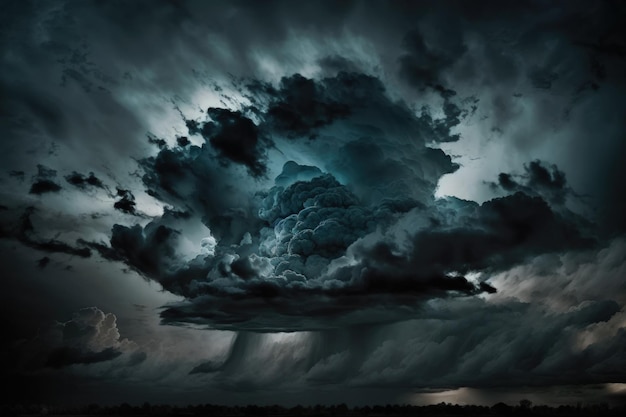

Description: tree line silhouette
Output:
[2,401,625,417]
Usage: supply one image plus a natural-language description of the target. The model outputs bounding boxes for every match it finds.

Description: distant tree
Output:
[520,399,532,409]
[291,404,304,416]
[492,402,513,415]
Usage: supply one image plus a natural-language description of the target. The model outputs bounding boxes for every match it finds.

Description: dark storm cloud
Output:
[187,298,624,391]
[37,256,51,268]
[384,0,626,236]
[87,70,508,330]
[46,346,122,369]
[468,2,626,233]
[189,361,222,375]
[170,237,626,390]
[29,164,62,195]
[328,136,455,204]
[361,299,624,389]
[138,71,455,245]
[113,188,138,215]
[147,133,167,150]
[317,55,361,74]
[262,72,464,203]
[20,236,91,258]
[107,222,182,278]
[248,74,351,139]
[65,171,105,190]
[176,136,190,147]
[0,207,92,258]
[85,71,594,331]
[491,160,570,205]
[340,192,590,289]
[29,179,62,195]
[14,307,132,371]
[139,145,261,245]
[195,108,269,177]
[398,23,467,92]
[257,173,367,258]
[154,187,588,331]
[273,160,322,187]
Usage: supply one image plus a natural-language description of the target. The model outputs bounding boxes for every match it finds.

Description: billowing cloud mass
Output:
[1,0,625,407]
[84,71,594,332]
[15,307,137,371]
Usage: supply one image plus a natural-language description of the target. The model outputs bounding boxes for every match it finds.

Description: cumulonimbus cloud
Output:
[78,72,595,331]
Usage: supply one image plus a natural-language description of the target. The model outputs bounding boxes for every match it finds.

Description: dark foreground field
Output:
[3,402,626,417]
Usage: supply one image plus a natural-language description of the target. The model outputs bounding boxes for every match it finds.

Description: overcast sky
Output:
[1,0,625,407]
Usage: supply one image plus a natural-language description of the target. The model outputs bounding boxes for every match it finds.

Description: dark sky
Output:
[1,0,625,407]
